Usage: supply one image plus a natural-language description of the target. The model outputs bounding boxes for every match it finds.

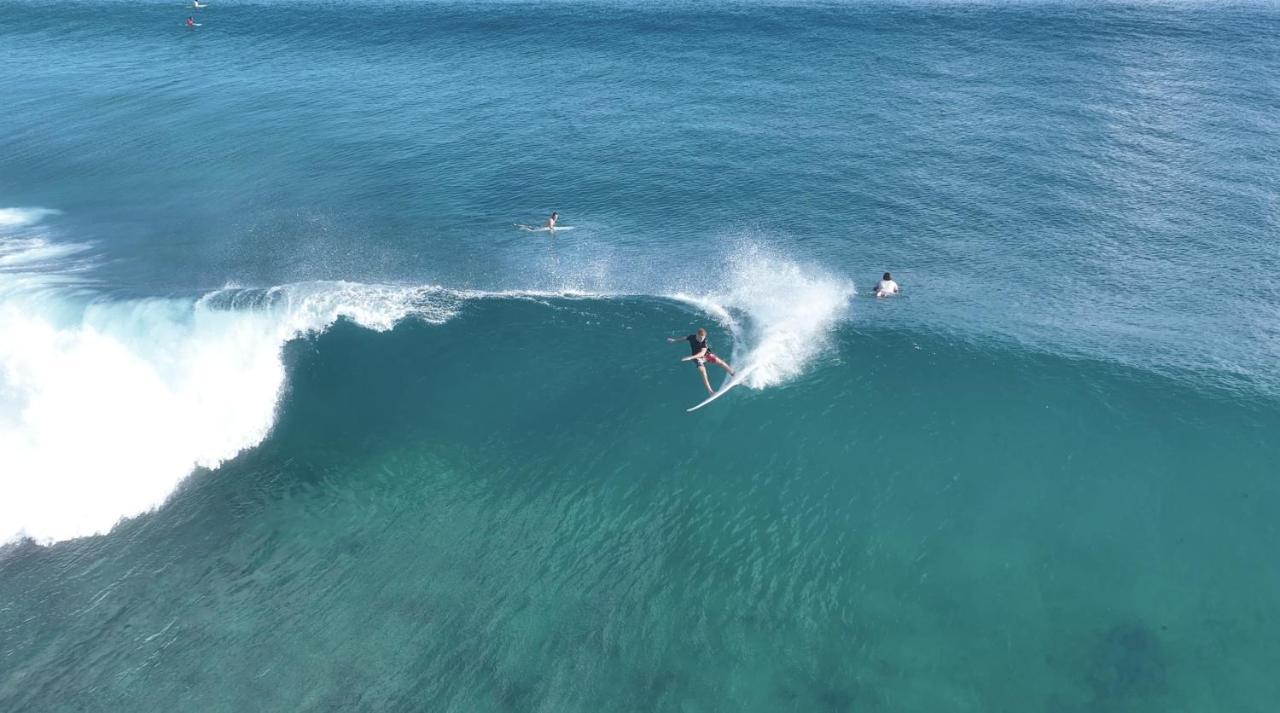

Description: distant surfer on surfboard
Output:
[185,16,198,27]
[668,327,735,395]
[515,212,564,233]
[191,1,207,9]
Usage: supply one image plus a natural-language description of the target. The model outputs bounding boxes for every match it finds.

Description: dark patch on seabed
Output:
[1045,619,1170,712]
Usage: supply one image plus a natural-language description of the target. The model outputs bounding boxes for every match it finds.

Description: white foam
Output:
[671,245,854,389]
[0,207,59,230]
[0,215,468,545]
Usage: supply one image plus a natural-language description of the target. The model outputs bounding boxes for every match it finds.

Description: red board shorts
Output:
[696,353,721,367]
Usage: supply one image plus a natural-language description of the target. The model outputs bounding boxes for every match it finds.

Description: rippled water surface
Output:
[2,1,1279,711]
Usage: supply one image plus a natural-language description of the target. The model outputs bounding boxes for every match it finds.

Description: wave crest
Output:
[1,270,465,545]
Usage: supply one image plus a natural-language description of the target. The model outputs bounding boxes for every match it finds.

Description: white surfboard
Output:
[515,224,575,232]
[687,364,756,412]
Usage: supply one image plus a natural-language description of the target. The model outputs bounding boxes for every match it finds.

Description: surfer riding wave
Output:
[669,327,735,395]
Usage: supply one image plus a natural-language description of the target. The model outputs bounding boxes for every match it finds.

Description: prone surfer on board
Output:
[669,327,735,395]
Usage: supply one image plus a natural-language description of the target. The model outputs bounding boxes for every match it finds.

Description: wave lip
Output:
[0,273,469,545]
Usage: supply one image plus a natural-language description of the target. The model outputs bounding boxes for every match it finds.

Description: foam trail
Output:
[672,246,854,389]
[0,209,93,294]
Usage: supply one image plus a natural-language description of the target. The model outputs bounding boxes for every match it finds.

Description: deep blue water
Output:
[2,1,1279,711]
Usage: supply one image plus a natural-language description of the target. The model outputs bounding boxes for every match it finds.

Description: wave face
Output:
[0,211,856,544]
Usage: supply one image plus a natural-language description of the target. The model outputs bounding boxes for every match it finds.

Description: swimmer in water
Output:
[874,272,900,298]
[668,327,735,395]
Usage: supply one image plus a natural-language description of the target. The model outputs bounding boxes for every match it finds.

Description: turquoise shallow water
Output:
[2,1,1280,711]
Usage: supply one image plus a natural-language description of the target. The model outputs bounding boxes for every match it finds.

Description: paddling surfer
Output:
[516,212,559,232]
[668,327,735,395]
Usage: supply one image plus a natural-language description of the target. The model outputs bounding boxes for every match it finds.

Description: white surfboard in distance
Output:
[687,364,757,412]
[515,224,575,232]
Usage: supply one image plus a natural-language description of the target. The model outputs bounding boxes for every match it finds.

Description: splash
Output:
[671,245,855,389]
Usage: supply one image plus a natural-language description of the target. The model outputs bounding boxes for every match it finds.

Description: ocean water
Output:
[2,0,1279,710]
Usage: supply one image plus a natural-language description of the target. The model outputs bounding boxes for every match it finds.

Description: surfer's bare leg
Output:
[715,359,735,376]
[698,365,715,394]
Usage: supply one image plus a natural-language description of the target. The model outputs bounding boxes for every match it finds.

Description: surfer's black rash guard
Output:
[687,334,709,356]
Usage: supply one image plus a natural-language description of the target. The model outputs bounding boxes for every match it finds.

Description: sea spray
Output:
[672,245,855,389]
